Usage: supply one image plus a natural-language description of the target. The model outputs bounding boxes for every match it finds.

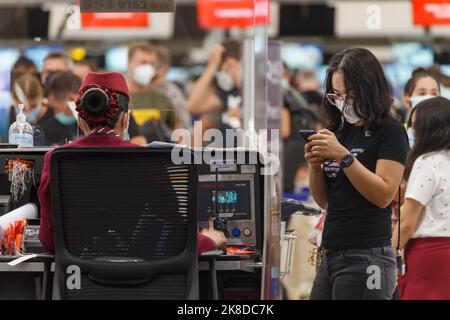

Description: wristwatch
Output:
[340,153,355,169]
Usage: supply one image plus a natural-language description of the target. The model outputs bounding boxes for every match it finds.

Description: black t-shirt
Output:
[322,117,408,250]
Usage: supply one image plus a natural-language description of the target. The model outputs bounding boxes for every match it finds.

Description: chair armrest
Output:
[200,250,222,300]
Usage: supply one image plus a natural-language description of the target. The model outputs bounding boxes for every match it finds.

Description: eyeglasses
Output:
[325,93,354,106]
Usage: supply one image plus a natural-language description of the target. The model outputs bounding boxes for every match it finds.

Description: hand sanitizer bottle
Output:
[9,104,33,147]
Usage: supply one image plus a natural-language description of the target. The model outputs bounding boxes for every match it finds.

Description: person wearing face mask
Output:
[294,69,324,112]
[187,40,242,143]
[150,45,191,129]
[126,42,176,145]
[281,63,321,193]
[41,52,72,87]
[8,74,55,146]
[388,68,441,282]
[38,71,135,253]
[212,40,241,115]
[0,58,38,143]
[306,48,409,300]
[392,97,450,300]
[38,71,227,256]
[44,71,83,145]
[402,68,441,147]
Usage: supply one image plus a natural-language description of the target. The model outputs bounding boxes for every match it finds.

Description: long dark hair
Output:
[405,96,450,180]
[323,48,392,132]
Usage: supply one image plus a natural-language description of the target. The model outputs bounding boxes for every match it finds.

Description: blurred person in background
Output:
[281,63,322,299]
[73,59,97,81]
[0,57,39,142]
[293,69,324,117]
[403,68,440,146]
[45,71,81,145]
[281,63,321,194]
[392,97,450,299]
[126,42,176,144]
[8,74,53,146]
[187,40,242,145]
[41,52,72,86]
[149,45,192,129]
[403,68,440,113]
[11,56,38,78]
[395,67,442,201]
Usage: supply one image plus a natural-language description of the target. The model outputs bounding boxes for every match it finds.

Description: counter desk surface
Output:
[0,252,261,273]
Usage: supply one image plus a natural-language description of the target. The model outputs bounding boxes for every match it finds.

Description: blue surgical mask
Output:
[123,129,130,141]
[55,112,77,125]
[407,127,415,147]
[26,104,42,123]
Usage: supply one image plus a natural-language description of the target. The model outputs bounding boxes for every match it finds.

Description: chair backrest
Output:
[50,147,198,300]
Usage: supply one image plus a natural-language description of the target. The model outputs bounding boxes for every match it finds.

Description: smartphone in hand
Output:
[298,130,317,142]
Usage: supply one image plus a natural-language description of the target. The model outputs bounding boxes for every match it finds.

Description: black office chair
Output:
[50,147,198,300]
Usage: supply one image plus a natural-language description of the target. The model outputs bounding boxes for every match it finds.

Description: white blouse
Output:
[405,150,450,238]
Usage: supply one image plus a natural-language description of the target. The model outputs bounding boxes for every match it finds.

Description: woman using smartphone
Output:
[306,48,409,300]
[392,97,450,299]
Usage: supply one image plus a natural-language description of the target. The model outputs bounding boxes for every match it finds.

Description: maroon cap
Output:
[79,72,129,99]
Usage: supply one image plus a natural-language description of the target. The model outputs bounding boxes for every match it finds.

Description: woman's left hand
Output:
[309,129,349,162]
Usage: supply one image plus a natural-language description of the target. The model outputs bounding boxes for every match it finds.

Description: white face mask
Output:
[133,64,155,86]
[335,99,362,124]
[124,112,131,140]
[407,127,415,147]
[281,78,290,90]
[216,71,235,92]
[410,95,435,109]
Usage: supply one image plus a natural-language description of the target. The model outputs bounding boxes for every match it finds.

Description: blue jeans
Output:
[310,246,397,300]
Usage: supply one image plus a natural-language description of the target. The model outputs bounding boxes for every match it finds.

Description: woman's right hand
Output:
[305,141,327,169]
[208,44,225,70]
[200,228,227,249]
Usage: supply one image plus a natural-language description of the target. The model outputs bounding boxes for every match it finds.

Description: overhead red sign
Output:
[81,12,149,28]
[197,0,270,29]
[412,0,450,26]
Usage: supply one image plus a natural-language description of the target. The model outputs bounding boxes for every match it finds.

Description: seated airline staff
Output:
[38,71,226,255]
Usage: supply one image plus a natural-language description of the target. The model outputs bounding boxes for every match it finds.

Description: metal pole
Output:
[242,38,255,134]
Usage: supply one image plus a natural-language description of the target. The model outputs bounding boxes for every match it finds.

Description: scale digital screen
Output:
[211,190,238,217]
[212,190,237,204]
[198,181,251,221]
